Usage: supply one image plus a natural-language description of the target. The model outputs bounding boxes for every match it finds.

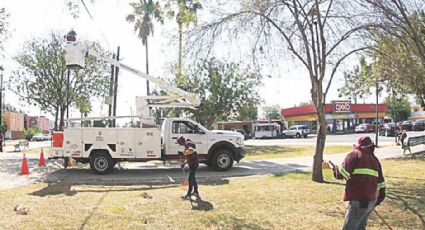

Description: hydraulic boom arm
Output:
[64,40,200,109]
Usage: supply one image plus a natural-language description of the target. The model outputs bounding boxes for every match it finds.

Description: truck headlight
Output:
[236,137,242,146]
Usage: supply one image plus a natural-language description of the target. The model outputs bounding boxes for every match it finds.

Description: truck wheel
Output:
[296,133,301,138]
[303,134,308,138]
[212,149,234,171]
[90,152,114,174]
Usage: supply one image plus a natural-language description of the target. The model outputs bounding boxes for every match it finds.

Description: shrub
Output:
[24,128,43,140]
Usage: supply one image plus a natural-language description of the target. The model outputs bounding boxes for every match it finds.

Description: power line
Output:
[80,0,111,48]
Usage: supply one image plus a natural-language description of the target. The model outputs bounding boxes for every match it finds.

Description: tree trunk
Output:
[145,37,150,96]
[178,22,183,79]
[313,105,326,182]
[312,79,326,183]
[59,106,66,131]
[54,105,59,131]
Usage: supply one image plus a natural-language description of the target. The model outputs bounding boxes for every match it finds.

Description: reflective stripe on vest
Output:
[377,182,386,189]
[352,168,379,177]
[339,167,351,180]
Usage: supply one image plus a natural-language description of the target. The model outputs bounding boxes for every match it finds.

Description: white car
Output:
[43,134,52,140]
[281,125,310,138]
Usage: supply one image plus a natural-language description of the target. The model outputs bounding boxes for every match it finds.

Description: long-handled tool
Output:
[373,209,393,230]
[181,166,189,190]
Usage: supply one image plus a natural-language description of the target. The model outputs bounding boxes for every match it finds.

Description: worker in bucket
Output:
[177,137,200,200]
[331,136,386,230]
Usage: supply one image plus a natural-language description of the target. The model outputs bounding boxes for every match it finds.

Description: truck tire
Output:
[90,152,114,174]
[296,133,301,138]
[212,149,234,171]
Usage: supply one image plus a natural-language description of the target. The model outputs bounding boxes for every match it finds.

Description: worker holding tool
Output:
[177,137,200,200]
[330,136,386,230]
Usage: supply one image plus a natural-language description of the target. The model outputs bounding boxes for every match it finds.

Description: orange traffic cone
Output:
[38,148,46,167]
[20,154,30,175]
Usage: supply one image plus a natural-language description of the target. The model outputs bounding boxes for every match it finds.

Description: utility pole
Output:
[112,46,120,127]
[66,68,70,119]
[108,54,116,117]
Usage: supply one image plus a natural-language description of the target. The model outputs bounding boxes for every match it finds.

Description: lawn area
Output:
[0,156,423,229]
[244,145,353,161]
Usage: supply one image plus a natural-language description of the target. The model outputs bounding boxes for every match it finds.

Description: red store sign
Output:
[333,101,351,113]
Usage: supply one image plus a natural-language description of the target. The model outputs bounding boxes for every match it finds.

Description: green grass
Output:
[244,145,353,161]
[0,155,423,229]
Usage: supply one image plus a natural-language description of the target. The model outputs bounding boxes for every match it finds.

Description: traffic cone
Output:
[20,154,29,175]
[38,148,46,167]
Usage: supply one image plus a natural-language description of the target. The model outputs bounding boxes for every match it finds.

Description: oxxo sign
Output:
[333,101,351,113]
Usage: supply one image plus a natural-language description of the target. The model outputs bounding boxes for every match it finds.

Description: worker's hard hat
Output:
[353,136,375,149]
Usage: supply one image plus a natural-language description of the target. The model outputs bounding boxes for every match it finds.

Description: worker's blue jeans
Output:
[187,166,198,196]
[342,200,376,230]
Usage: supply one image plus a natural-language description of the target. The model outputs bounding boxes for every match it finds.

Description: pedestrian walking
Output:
[177,137,200,200]
[331,136,386,230]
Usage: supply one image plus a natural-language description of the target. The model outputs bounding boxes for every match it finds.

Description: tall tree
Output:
[262,105,282,120]
[0,7,9,53]
[386,96,411,122]
[237,102,258,121]
[187,0,371,182]
[338,57,374,103]
[182,58,261,129]
[361,1,425,105]
[10,32,110,130]
[173,0,202,83]
[126,0,165,96]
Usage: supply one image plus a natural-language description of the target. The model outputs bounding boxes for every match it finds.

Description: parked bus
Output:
[253,123,280,139]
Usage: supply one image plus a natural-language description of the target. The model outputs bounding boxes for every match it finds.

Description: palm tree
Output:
[175,0,202,84]
[126,0,164,95]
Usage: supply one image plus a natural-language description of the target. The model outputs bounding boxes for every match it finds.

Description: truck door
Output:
[168,120,208,156]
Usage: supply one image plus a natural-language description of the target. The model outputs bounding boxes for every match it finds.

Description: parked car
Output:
[234,129,249,140]
[413,120,425,131]
[31,133,45,141]
[281,125,310,138]
[43,133,52,140]
[401,120,413,131]
[379,123,397,136]
[355,123,375,133]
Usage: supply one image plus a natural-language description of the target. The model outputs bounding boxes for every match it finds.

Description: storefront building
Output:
[281,101,388,132]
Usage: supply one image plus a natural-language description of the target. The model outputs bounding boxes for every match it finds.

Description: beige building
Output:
[4,112,25,139]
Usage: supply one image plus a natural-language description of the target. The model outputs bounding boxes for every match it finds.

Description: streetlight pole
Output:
[375,78,379,147]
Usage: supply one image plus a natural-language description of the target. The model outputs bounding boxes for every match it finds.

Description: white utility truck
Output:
[49,31,245,174]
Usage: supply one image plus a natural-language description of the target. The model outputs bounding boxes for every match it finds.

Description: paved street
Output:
[245,130,423,146]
